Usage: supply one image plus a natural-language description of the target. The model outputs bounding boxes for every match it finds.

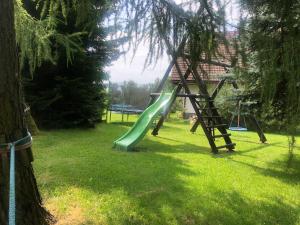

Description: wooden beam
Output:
[231,81,267,143]
[184,54,232,68]
[151,67,192,135]
[147,60,175,106]
[211,78,227,100]
[148,36,187,106]
[150,93,208,98]
[247,116,267,143]
[163,43,219,152]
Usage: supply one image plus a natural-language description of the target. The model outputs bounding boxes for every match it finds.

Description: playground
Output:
[34,114,300,225]
[1,0,300,224]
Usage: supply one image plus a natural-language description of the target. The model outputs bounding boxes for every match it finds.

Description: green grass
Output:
[33,114,300,225]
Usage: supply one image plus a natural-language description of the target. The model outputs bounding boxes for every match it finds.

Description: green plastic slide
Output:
[113,89,176,151]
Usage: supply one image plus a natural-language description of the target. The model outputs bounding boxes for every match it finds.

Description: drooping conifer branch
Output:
[112,0,230,68]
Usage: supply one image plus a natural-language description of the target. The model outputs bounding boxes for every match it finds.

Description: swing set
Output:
[229,100,248,131]
[114,32,267,152]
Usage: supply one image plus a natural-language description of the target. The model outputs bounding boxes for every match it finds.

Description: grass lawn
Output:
[33,114,300,225]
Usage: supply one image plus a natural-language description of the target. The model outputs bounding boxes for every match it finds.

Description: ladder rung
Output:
[150,93,208,98]
[207,124,227,128]
[213,134,231,138]
[216,143,236,150]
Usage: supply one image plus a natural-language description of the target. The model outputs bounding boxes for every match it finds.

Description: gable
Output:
[171,32,238,83]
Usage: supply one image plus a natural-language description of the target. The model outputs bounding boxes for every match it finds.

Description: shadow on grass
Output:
[231,142,281,156]
[224,135,300,184]
[151,136,210,152]
[153,134,238,156]
[35,124,300,225]
[190,190,300,225]
[235,138,298,150]
[229,156,300,184]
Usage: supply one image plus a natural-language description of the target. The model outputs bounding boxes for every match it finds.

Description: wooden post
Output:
[211,78,227,100]
[148,60,175,106]
[158,34,219,152]
[148,37,187,107]
[151,67,192,135]
[231,81,267,143]
[152,8,234,152]
[248,116,267,143]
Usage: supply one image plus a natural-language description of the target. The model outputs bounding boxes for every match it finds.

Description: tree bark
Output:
[0,0,52,224]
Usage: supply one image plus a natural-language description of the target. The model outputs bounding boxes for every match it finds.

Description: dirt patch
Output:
[57,206,86,225]
[48,204,86,225]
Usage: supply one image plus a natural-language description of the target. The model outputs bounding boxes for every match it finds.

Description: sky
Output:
[106,0,240,84]
[107,43,169,84]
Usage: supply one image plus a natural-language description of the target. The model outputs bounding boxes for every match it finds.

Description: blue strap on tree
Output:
[0,132,32,225]
[9,143,16,225]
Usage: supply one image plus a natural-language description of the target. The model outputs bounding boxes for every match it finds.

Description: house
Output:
[171,33,238,118]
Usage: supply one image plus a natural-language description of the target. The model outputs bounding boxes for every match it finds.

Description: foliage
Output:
[111,0,236,69]
[108,79,183,113]
[109,79,161,109]
[110,0,299,132]
[15,0,84,74]
[238,0,300,132]
[23,0,119,128]
[214,83,238,119]
[33,114,300,224]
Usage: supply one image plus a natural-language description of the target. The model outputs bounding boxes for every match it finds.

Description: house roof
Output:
[171,33,237,83]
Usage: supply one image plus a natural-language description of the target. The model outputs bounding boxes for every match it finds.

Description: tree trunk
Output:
[0,0,52,224]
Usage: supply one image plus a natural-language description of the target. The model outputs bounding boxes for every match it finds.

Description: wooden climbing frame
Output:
[148,28,266,153]
[149,37,236,153]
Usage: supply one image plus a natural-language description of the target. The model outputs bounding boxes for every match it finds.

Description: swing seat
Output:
[229,126,248,131]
